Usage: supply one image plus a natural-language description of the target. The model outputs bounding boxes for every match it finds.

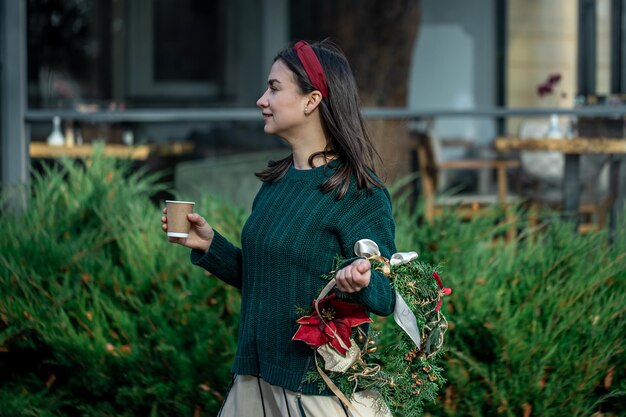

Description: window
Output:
[127,0,226,103]
[27,0,227,109]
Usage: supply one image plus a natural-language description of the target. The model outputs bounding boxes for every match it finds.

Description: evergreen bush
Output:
[390,201,626,417]
[0,152,244,417]
[1,153,624,416]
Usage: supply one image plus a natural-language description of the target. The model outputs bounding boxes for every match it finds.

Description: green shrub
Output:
[391,201,626,417]
[0,152,244,417]
[1,154,624,417]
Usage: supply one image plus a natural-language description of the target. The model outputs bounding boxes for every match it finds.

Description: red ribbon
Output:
[432,272,452,312]
[294,41,329,98]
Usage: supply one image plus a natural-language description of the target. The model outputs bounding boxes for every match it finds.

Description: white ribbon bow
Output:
[353,239,422,349]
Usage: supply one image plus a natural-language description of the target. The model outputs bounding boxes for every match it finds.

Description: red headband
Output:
[294,41,329,98]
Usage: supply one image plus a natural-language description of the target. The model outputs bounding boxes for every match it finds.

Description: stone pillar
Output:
[0,0,28,212]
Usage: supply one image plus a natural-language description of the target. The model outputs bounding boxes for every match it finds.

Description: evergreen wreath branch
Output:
[293,241,452,417]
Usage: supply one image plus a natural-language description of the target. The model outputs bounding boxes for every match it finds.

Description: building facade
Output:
[2,0,625,211]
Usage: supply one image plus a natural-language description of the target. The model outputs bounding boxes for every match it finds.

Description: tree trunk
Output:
[320,0,421,181]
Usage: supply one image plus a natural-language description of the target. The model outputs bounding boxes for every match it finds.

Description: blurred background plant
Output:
[1,152,624,417]
[391,199,626,417]
[536,73,566,105]
[0,148,244,417]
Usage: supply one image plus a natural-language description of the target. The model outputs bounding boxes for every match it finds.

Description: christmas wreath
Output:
[292,239,451,417]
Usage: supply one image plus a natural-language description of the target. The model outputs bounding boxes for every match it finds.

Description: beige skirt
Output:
[217,375,392,417]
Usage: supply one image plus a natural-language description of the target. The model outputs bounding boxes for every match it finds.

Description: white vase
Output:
[518,116,564,187]
[46,116,65,146]
[546,113,563,139]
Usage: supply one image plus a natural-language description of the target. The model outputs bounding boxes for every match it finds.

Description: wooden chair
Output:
[410,120,521,225]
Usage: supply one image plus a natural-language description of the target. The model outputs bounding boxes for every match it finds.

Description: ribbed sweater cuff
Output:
[190,231,242,289]
[353,271,395,316]
[336,257,395,316]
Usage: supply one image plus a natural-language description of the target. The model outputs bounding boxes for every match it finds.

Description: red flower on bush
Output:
[292,294,372,355]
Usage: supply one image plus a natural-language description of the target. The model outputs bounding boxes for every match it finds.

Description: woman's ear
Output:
[304,91,323,114]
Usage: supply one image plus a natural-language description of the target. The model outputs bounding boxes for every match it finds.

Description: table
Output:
[29,141,195,160]
[495,137,626,231]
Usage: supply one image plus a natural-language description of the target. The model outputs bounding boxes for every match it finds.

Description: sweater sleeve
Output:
[336,187,397,316]
[190,230,243,289]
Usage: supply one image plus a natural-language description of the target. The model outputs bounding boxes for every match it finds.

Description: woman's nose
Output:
[256,91,268,108]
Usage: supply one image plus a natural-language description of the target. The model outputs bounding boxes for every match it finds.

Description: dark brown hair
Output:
[255,39,384,199]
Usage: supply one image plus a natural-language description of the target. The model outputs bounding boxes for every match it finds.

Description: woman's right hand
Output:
[162,208,214,253]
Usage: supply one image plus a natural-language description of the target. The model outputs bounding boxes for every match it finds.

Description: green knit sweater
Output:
[190,160,397,395]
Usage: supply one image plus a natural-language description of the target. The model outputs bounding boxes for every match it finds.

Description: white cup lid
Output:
[165,200,195,204]
[167,232,189,238]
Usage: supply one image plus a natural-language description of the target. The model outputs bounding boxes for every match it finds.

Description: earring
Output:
[304,107,308,114]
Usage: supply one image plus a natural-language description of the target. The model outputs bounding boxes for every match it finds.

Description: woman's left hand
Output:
[335,259,371,293]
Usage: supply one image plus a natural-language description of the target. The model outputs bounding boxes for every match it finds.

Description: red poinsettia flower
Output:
[292,294,372,355]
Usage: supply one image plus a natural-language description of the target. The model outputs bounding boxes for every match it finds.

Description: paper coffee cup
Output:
[165,200,195,238]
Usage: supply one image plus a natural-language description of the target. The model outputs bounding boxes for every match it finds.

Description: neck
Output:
[288,114,331,170]
[292,148,331,170]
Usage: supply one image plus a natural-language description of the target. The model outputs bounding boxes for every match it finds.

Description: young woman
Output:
[162,39,396,417]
